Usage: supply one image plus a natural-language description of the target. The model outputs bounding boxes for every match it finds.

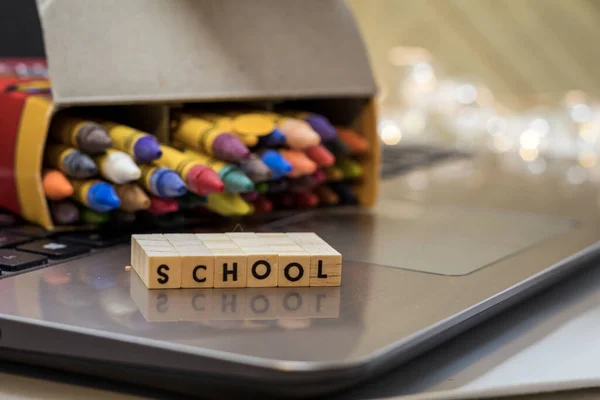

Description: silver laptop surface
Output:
[0,149,598,398]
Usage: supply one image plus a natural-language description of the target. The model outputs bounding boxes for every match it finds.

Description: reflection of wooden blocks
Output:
[129,272,184,321]
[276,288,311,318]
[131,232,341,289]
[211,289,247,319]
[307,287,341,318]
[244,288,278,319]
[131,235,181,289]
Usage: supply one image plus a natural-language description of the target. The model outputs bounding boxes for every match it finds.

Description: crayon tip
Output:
[148,196,179,216]
[50,201,80,225]
[43,170,74,201]
[101,151,141,184]
[116,184,151,212]
[280,149,318,177]
[78,123,113,154]
[81,208,111,225]
[206,193,252,216]
[305,145,336,167]
[63,151,98,179]
[156,169,188,197]
[260,128,286,147]
[133,135,162,163]
[260,149,292,179]
[305,114,337,142]
[186,165,225,195]
[294,192,319,208]
[221,167,255,193]
[337,127,370,153]
[240,155,271,182]
[253,196,273,213]
[87,182,121,212]
[212,134,251,162]
[281,119,321,149]
[241,191,260,202]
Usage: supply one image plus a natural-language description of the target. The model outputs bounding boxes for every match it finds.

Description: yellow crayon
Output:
[44,144,98,179]
[154,145,224,195]
[99,121,162,163]
[205,193,253,217]
[198,112,275,137]
[49,115,112,154]
[70,179,121,212]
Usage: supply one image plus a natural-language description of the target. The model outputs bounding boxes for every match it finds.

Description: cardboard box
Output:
[0,0,379,230]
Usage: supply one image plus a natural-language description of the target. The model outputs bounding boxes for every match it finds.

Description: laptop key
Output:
[0,233,33,248]
[58,231,131,248]
[0,249,48,272]
[17,239,90,259]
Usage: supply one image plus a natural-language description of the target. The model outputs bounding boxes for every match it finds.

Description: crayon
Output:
[177,193,208,209]
[305,145,335,167]
[324,166,344,182]
[292,191,320,208]
[42,169,74,201]
[288,170,327,192]
[241,191,260,202]
[200,112,275,137]
[256,179,288,194]
[94,149,141,184]
[337,157,364,180]
[258,128,286,147]
[148,195,179,216]
[252,196,273,213]
[49,116,113,154]
[114,184,151,212]
[70,179,121,212]
[205,193,253,216]
[329,183,358,205]
[81,208,111,225]
[262,112,321,149]
[155,145,224,195]
[239,155,271,182]
[138,165,187,198]
[337,127,369,154]
[100,121,162,163]
[182,149,254,193]
[45,144,98,179]
[172,115,250,161]
[314,185,340,206]
[279,149,317,177]
[324,138,350,157]
[49,201,80,225]
[257,149,292,180]
[285,112,338,142]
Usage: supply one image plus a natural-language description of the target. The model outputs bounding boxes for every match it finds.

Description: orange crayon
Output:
[314,185,340,206]
[324,166,344,182]
[337,127,369,154]
[42,169,74,201]
[279,149,317,178]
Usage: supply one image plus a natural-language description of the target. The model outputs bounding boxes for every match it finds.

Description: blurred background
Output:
[347,0,600,179]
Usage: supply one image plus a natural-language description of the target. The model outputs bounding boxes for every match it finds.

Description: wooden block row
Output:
[130,272,340,322]
[130,232,342,289]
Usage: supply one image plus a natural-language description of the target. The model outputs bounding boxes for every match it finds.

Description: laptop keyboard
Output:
[381,145,468,179]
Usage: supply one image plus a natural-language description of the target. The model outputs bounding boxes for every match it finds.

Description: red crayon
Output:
[252,196,273,213]
[292,191,319,208]
[147,195,179,215]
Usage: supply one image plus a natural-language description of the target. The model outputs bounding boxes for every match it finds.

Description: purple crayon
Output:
[290,112,338,142]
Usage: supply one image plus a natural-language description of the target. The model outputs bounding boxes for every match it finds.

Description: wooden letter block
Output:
[278,251,310,287]
[131,236,181,289]
[243,248,279,288]
[304,245,342,287]
[176,244,215,289]
[212,248,248,288]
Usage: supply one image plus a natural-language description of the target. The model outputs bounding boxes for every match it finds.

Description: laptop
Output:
[0,144,598,398]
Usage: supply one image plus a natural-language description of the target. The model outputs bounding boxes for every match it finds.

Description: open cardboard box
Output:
[0,0,379,230]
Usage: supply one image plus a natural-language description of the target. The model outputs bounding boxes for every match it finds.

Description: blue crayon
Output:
[259,149,292,179]
[71,180,121,212]
[138,165,187,198]
[259,128,287,147]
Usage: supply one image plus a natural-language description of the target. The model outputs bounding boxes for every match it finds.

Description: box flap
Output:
[36,0,376,107]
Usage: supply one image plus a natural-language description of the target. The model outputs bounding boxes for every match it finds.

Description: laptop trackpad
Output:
[271,203,577,276]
